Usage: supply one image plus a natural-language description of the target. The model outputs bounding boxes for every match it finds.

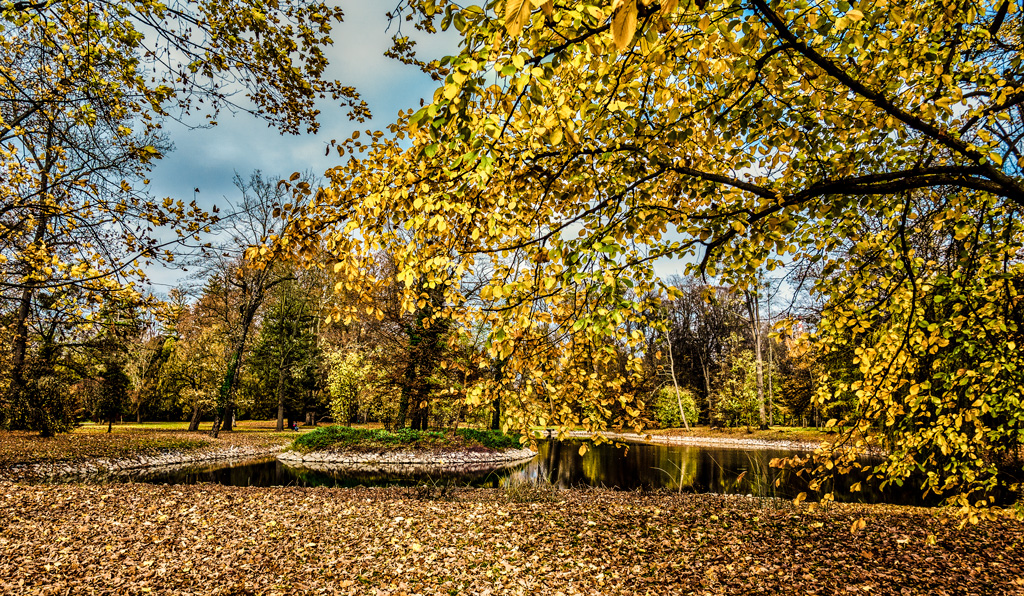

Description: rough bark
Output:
[275,353,287,431]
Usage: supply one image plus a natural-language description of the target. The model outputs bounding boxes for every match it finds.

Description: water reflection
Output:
[116,457,517,488]
[103,440,931,505]
[509,440,930,505]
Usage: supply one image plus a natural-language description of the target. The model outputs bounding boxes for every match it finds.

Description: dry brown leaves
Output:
[1,485,1021,595]
[0,429,294,468]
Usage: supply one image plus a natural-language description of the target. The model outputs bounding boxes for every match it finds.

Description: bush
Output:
[654,386,698,429]
[455,428,522,450]
[3,363,79,436]
[292,425,521,453]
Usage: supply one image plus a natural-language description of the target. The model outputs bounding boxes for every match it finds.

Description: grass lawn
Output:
[0,483,1019,595]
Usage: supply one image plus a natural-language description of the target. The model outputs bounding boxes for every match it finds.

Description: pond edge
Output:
[278,447,537,466]
[557,430,826,452]
[2,444,287,482]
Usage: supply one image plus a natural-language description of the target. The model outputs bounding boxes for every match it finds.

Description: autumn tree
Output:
[159,297,228,431]
[280,0,1024,516]
[247,273,323,430]
[74,299,146,432]
[1,0,365,433]
[194,171,321,435]
[660,277,746,423]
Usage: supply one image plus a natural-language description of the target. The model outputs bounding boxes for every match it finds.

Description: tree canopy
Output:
[278,0,1024,517]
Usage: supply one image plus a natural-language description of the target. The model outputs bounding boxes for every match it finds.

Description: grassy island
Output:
[290,426,523,454]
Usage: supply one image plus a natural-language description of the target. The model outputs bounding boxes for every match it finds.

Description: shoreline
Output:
[0,443,287,483]
[547,429,887,456]
[278,446,537,467]
[0,442,539,483]
[556,429,826,452]
[0,427,883,483]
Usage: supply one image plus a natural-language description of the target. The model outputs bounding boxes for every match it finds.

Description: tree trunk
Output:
[222,403,234,432]
[276,354,287,431]
[9,214,48,424]
[211,352,238,437]
[753,332,767,430]
[745,290,769,430]
[188,405,202,431]
[490,398,501,431]
[490,358,505,430]
[697,352,713,425]
[664,328,689,430]
[9,283,34,406]
[395,357,415,430]
[12,126,59,436]
[212,295,260,437]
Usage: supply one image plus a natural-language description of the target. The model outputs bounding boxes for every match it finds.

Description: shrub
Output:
[455,428,522,450]
[292,425,521,453]
[654,386,698,429]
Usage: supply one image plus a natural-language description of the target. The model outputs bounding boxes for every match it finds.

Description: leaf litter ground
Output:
[1,483,1021,595]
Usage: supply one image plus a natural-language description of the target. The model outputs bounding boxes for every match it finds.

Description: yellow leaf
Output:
[612,1,639,50]
[505,0,531,36]
[847,9,864,21]
[850,518,866,534]
[578,444,588,456]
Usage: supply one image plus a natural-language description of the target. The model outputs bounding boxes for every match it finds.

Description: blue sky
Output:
[142,2,458,290]
[146,3,454,226]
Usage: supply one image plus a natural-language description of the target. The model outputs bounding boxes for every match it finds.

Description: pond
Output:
[106,439,930,505]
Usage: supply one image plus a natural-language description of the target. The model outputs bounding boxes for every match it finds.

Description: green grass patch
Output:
[454,428,522,450]
[292,426,522,453]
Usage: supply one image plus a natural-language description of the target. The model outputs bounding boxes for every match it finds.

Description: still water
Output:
[112,439,927,505]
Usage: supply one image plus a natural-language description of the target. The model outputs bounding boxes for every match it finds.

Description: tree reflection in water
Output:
[105,440,930,505]
[506,440,928,505]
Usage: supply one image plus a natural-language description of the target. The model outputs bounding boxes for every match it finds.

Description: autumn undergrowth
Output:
[503,477,560,503]
[408,477,462,501]
[291,425,521,453]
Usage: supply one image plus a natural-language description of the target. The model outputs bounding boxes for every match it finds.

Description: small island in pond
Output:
[277,426,536,468]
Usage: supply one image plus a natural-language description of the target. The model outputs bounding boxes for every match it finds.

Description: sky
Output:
[139,2,783,302]
[142,2,457,288]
